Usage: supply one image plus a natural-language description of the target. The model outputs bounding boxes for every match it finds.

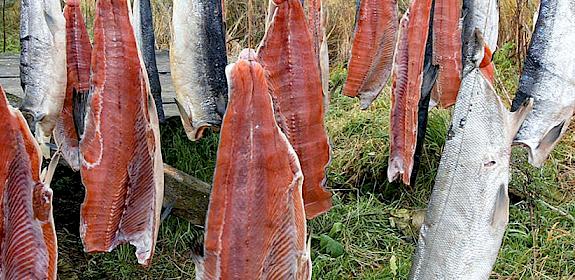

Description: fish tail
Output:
[174,98,209,141]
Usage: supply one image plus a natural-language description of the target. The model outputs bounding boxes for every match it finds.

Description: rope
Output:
[247,0,253,48]
[2,0,6,52]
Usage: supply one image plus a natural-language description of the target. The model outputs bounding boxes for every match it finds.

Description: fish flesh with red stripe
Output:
[306,0,330,109]
[196,49,311,280]
[79,0,164,265]
[387,0,433,185]
[54,0,92,171]
[429,0,462,108]
[258,0,332,219]
[0,85,58,279]
[343,0,398,109]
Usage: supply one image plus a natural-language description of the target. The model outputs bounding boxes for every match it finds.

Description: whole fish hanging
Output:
[54,0,92,171]
[19,0,66,147]
[511,0,575,167]
[387,0,433,186]
[79,0,164,265]
[409,32,533,279]
[343,0,398,109]
[258,0,332,219]
[195,49,311,280]
[170,0,228,141]
[0,85,58,280]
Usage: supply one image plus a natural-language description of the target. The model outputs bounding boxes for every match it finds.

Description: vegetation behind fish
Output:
[2,0,574,279]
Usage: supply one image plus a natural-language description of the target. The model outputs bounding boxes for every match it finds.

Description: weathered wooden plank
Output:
[163,164,210,225]
[0,77,22,101]
[0,51,181,117]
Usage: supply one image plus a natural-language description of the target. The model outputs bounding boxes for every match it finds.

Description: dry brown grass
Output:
[3,0,539,67]
[498,0,539,68]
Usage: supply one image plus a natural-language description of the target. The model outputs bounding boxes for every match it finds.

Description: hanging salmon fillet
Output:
[307,0,330,109]
[343,0,398,109]
[387,0,433,186]
[429,0,462,108]
[258,0,332,219]
[54,0,92,171]
[0,85,58,280]
[79,0,164,265]
[196,49,311,280]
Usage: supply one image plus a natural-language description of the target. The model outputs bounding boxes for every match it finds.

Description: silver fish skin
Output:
[19,0,66,143]
[132,0,165,123]
[462,0,499,64]
[409,39,533,279]
[511,0,575,167]
[170,0,228,141]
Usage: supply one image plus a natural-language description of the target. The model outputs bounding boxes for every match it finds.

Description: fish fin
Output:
[490,184,509,229]
[471,29,486,68]
[507,97,533,138]
[524,119,570,167]
[538,121,566,150]
[174,98,200,141]
[38,135,53,160]
[42,152,61,186]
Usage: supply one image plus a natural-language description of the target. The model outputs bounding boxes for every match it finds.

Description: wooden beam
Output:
[163,164,211,225]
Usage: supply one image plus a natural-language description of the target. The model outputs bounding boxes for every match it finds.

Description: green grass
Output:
[49,52,575,279]
[0,2,19,53]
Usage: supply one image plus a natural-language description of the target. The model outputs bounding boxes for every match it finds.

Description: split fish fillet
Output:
[170,0,228,141]
[387,0,433,186]
[196,49,311,280]
[79,0,164,265]
[343,0,398,109]
[409,34,533,278]
[429,0,462,108]
[410,3,438,186]
[258,0,332,219]
[54,0,92,171]
[511,0,575,167]
[0,85,58,280]
[19,0,66,145]
[307,0,330,110]
[133,0,165,123]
